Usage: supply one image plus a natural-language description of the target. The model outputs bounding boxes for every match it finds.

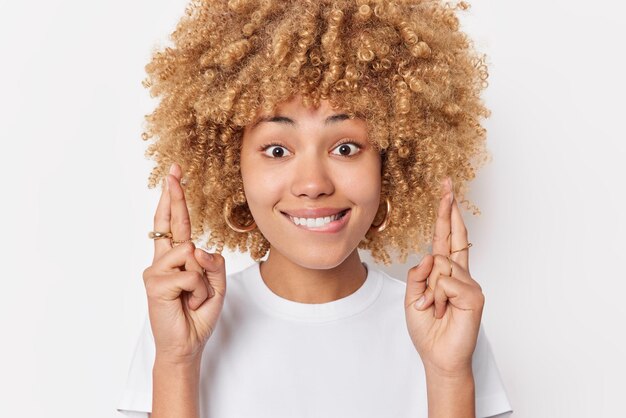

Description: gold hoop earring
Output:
[225,208,257,233]
[370,197,391,233]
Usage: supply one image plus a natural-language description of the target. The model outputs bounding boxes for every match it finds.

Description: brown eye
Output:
[262,145,292,158]
[331,142,361,157]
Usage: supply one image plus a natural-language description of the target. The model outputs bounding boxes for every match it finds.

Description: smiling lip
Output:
[280,207,349,218]
[281,208,351,233]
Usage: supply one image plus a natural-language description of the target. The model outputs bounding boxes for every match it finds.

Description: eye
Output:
[331,142,361,157]
[262,144,292,158]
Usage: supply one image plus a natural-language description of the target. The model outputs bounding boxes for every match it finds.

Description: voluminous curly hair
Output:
[141,0,490,265]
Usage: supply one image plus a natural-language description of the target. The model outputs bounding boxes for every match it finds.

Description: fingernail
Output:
[169,163,176,174]
[200,251,213,261]
[414,296,425,310]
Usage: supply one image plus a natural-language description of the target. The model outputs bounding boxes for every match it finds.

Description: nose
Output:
[290,152,335,199]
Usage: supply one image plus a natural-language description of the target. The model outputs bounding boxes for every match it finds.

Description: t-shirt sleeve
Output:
[473,323,514,418]
[116,314,155,417]
[489,412,513,418]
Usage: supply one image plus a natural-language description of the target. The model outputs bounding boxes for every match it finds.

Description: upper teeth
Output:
[289,212,343,227]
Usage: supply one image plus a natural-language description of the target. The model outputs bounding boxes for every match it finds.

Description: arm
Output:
[425,368,475,418]
[143,165,226,418]
[405,184,486,418]
[150,356,202,418]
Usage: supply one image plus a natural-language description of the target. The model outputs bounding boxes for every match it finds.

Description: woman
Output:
[118,1,513,417]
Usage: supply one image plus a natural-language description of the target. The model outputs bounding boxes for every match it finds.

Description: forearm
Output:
[151,356,202,418]
[425,368,475,418]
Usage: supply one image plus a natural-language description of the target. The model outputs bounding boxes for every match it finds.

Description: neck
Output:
[259,247,367,304]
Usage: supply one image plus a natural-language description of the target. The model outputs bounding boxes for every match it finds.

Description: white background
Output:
[1,1,624,417]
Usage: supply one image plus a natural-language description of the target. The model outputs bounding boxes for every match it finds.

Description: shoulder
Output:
[367,264,408,296]
[360,264,410,315]
[221,262,263,310]
[225,262,259,289]
[368,264,513,417]
[226,263,255,280]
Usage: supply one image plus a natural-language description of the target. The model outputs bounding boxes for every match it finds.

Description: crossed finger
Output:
[168,164,193,244]
[432,275,482,319]
[432,177,454,256]
[420,255,478,315]
[152,163,194,262]
[153,172,172,262]
[427,255,474,289]
[449,196,470,271]
[432,178,471,270]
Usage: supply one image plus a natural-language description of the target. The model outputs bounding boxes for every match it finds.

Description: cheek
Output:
[338,158,382,210]
[241,165,285,212]
[341,165,379,188]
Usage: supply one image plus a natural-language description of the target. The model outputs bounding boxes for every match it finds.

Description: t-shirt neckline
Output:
[243,261,383,322]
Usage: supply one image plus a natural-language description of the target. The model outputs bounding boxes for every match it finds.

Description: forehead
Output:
[249,113,351,130]
[255,96,335,119]
[246,96,365,133]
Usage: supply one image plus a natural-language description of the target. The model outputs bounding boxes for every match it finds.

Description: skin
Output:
[143,96,485,418]
[240,95,382,303]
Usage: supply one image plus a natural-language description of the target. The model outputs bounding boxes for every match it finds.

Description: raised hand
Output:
[142,163,227,364]
[404,178,485,376]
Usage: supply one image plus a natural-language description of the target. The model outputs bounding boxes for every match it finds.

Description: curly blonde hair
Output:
[141,0,490,265]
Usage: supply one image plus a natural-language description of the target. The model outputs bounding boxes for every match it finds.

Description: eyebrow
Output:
[250,113,351,130]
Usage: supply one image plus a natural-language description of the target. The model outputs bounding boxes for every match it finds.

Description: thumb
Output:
[195,249,227,297]
[404,254,433,309]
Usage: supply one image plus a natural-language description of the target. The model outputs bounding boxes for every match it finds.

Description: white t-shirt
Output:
[117,261,513,417]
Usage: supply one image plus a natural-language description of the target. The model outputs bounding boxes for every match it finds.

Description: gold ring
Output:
[148,231,172,240]
[171,239,193,247]
[450,242,472,255]
[446,256,453,276]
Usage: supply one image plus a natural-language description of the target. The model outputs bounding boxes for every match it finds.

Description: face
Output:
[240,95,383,269]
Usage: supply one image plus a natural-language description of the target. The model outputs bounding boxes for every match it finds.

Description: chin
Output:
[294,255,348,270]
[273,243,356,270]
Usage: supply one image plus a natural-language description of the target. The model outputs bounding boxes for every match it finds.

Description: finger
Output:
[433,275,484,319]
[433,275,450,319]
[195,249,227,298]
[151,270,210,311]
[167,163,192,243]
[184,246,209,297]
[150,242,210,301]
[432,177,454,256]
[415,254,453,311]
[150,242,198,273]
[405,254,433,309]
[449,196,470,271]
[165,165,205,280]
[153,176,172,262]
[446,256,480,288]
[429,253,453,288]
